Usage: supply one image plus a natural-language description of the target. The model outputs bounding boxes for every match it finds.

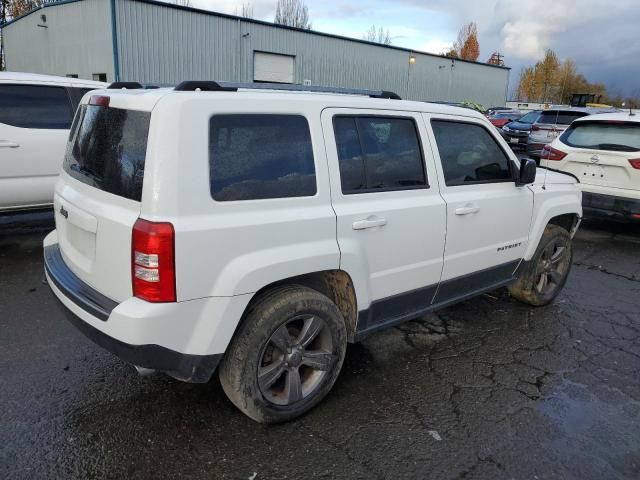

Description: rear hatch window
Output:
[63,104,151,201]
[561,121,640,152]
[538,111,587,125]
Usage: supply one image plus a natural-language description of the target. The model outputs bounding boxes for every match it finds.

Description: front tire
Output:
[509,225,573,306]
[219,285,347,423]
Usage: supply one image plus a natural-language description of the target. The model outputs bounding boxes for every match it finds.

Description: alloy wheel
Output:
[258,315,334,406]
[535,238,570,295]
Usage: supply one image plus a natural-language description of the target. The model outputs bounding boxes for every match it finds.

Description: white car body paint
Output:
[44,87,582,364]
[0,72,107,211]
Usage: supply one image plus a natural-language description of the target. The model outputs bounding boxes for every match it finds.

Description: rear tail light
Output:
[89,95,110,107]
[541,145,567,161]
[531,125,540,131]
[629,159,640,169]
[132,219,176,302]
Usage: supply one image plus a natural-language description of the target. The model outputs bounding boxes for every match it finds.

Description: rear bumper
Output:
[44,240,222,382]
[582,191,640,223]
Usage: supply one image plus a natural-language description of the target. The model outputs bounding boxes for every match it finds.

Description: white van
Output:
[0,72,107,212]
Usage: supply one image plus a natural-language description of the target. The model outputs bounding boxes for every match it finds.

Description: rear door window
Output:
[63,105,151,201]
[431,120,512,186]
[561,122,640,152]
[333,116,427,194]
[0,84,72,129]
[209,115,316,201]
[537,111,588,125]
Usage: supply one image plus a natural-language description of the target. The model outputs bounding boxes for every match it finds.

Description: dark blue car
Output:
[499,110,542,149]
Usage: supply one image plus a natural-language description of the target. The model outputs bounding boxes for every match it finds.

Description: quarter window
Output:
[68,88,94,112]
[333,116,427,194]
[431,120,512,186]
[0,84,72,129]
[209,115,316,201]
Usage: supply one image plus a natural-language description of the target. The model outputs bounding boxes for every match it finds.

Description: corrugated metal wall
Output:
[115,0,509,106]
[3,0,115,82]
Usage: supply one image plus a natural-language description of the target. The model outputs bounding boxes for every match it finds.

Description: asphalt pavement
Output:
[1,211,639,480]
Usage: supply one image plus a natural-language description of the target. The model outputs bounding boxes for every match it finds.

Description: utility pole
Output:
[487,51,504,67]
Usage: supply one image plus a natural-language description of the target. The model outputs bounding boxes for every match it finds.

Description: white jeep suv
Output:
[44,82,582,423]
[0,72,107,212]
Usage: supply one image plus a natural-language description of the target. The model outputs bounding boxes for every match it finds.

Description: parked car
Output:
[488,111,523,129]
[500,110,542,148]
[44,82,582,423]
[526,108,593,160]
[541,112,640,222]
[486,106,513,116]
[0,72,107,212]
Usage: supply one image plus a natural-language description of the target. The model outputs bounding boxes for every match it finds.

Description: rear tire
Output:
[219,285,347,423]
[509,225,573,306]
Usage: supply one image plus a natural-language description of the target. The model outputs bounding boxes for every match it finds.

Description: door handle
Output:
[352,216,387,230]
[455,205,480,215]
[0,140,20,148]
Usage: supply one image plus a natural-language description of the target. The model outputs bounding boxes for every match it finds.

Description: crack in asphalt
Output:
[573,261,639,282]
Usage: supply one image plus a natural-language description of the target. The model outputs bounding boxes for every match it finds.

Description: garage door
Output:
[254,52,295,83]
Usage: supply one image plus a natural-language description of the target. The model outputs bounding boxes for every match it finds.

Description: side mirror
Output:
[516,158,537,186]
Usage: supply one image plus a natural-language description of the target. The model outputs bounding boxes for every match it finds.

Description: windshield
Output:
[63,105,151,201]
[561,121,640,152]
[517,111,540,124]
[495,113,522,120]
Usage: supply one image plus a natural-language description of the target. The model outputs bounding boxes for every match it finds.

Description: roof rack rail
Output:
[107,82,160,90]
[108,82,143,89]
[174,81,401,99]
[174,81,237,92]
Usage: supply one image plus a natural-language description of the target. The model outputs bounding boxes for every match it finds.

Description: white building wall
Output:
[3,0,115,82]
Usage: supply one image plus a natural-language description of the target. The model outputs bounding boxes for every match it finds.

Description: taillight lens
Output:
[541,145,567,161]
[132,219,176,302]
[531,125,540,131]
[89,95,110,107]
[629,159,640,169]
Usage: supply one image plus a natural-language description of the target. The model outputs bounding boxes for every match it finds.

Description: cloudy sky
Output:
[188,0,639,97]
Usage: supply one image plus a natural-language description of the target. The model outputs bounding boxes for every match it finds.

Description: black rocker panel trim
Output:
[355,260,522,340]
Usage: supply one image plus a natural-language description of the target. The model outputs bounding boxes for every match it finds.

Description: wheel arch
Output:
[525,192,582,261]
[242,270,360,342]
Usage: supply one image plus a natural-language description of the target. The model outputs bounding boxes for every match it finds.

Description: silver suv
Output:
[526,108,592,159]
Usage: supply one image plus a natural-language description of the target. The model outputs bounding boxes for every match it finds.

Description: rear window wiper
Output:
[70,163,103,184]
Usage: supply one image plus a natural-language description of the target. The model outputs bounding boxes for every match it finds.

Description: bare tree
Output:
[235,2,254,18]
[274,0,311,29]
[363,25,392,45]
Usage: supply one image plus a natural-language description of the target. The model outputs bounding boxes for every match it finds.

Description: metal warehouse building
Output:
[3,0,510,106]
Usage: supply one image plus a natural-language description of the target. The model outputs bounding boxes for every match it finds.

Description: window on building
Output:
[66,74,79,78]
[92,73,107,82]
[253,52,294,84]
[431,120,512,186]
[0,84,72,129]
[333,116,427,194]
[209,114,316,201]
